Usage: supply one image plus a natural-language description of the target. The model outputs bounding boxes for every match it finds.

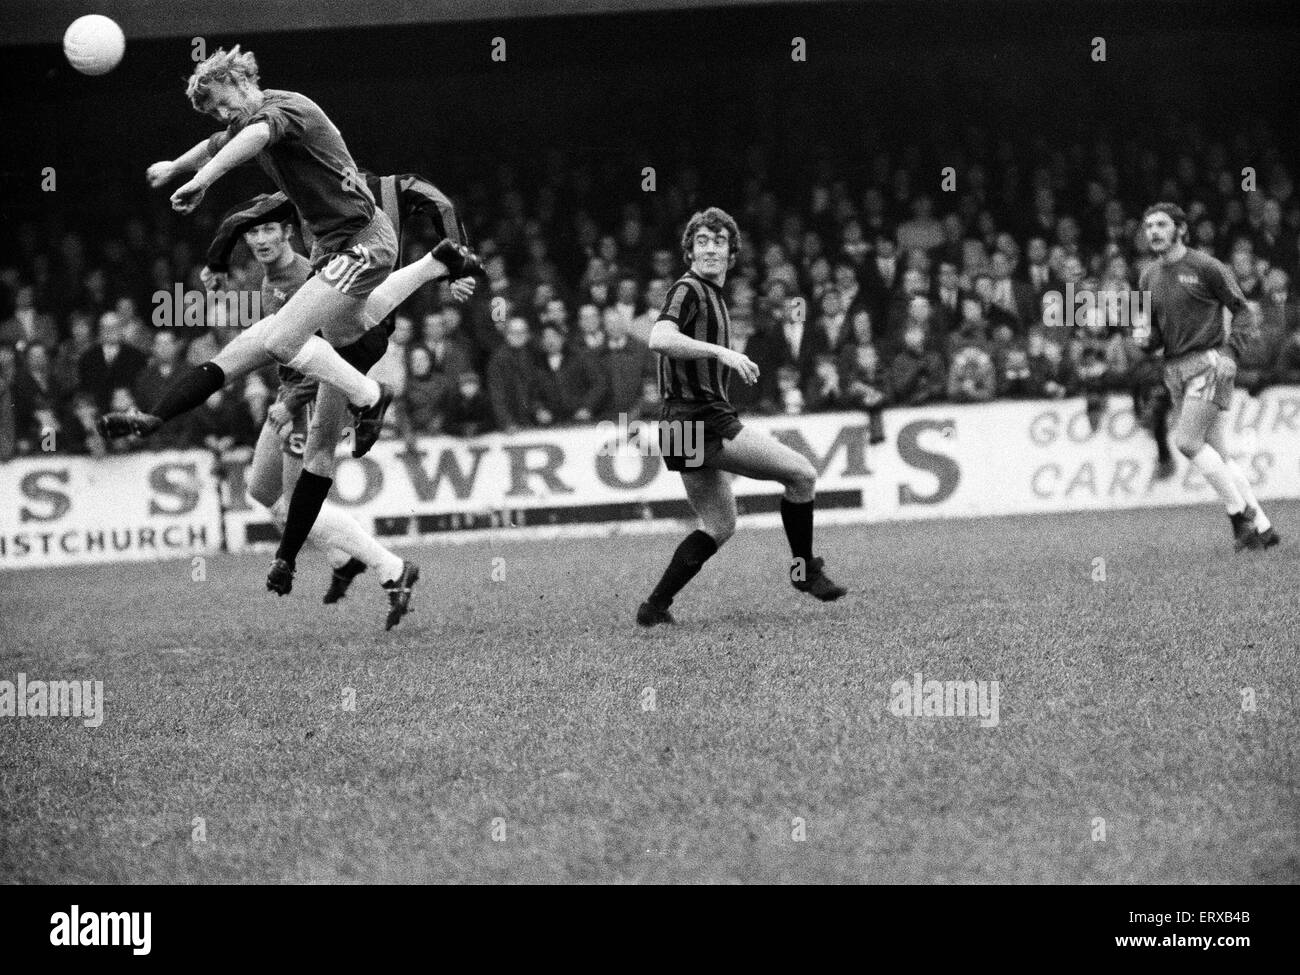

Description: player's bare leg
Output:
[1205,409,1278,548]
[712,427,847,599]
[1171,395,1260,549]
[246,421,287,512]
[638,468,736,626]
[259,275,390,417]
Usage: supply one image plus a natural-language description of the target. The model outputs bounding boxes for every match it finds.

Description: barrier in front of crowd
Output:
[4,387,1298,570]
[0,449,223,570]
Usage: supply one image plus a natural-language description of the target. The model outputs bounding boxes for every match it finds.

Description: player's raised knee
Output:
[261,328,299,364]
[249,481,280,510]
[787,457,817,501]
[1173,433,1203,459]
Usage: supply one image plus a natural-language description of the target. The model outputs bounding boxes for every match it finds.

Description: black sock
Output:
[780,498,815,569]
[276,471,333,566]
[648,529,718,609]
[1153,403,1172,463]
[335,557,367,579]
[151,362,225,421]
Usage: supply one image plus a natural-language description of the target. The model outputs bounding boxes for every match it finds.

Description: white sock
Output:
[1225,459,1270,530]
[270,498,388,573]
[1192,444,1246,513]
[362,255,442,326]
[311,505,404,583]
[286,335,380,407]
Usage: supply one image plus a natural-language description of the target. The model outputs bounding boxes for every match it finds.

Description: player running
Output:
[636,207,847,626]
[1138,202,1279,550]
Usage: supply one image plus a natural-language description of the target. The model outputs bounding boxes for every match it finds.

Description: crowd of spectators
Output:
[2,120,1299,461]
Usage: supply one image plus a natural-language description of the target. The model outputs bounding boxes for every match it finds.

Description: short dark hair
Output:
[1143,202,1188,228]
[681,207,741,268]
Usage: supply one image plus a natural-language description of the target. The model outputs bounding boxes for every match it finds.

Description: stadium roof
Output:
[2,0,828,46]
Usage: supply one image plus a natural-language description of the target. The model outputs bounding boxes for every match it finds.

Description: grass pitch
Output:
[2,501,1297,883]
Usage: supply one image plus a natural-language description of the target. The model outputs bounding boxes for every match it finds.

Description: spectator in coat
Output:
[1026,332,1070,399]
[839,342,890,444]
[534,324,607,423]
[486,317,539,433]
[79,311,148,412]
[402,344,450,435]
[424,308,473,382]
[602,308,652,418]
[132,330,186,416]
[53,311,96,394]
[193,387,257,453]
[0,344,19,460]
[0,285,58,353]
[12,342,67,451]
[443,370,495,438]
[804,352,849,412]
[887,322,946,405]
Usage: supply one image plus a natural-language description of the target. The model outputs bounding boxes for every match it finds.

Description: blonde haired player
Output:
[111,45,481,594]
[1138,202,1279,550]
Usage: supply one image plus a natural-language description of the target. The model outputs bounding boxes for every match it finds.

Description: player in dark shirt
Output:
[636,208,847,626]
[231,211,423,627]
[1137,202,1278,550]
[120,45,482,597]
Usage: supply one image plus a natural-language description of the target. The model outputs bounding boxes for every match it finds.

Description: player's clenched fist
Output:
[146,160,177,187]
[170,179,206,213]
[718,347,760,385]
[199,265,227,293]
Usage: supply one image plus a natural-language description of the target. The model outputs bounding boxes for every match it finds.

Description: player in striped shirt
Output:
[637,207,846,626]
[1138,202,1279,550]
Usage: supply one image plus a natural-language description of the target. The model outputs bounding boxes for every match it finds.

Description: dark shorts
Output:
[659,399,744,472]
[337,323,389,372]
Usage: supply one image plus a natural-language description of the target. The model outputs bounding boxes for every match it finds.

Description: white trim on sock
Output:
[1225,459,1270,531]
[310,505,403,582]
[285,335,380,407]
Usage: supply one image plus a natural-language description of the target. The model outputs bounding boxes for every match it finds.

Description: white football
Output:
[63,15,126,76]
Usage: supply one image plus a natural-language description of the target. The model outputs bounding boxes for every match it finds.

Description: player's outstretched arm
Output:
[170,122,272,214]
[146,139,212,188]
[649,320,759,385]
